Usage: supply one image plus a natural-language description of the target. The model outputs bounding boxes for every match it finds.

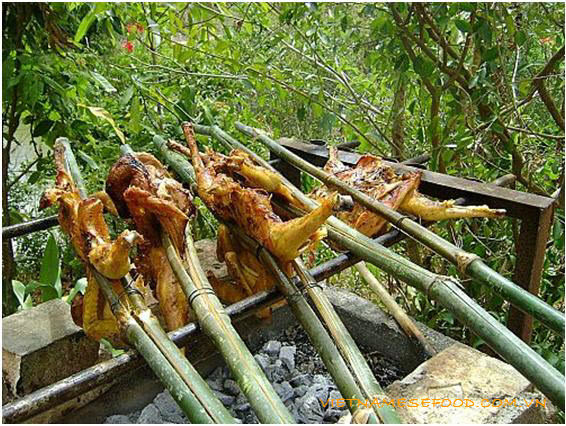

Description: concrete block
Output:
[386,343,554,423]
[2,299,99,400]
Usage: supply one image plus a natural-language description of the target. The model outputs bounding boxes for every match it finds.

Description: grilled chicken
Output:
[206,224,276,304]
[40,142,135,344]
[178,123,338,263]
[106,153,193,331]
[310,147,506,238]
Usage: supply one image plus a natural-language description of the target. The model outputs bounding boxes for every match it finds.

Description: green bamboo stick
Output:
[124,286,236,423]
[227,225,393,424]
[161,228,295,424]
[234,123,564,337]
[292,258,403,423]
[58,138,234,423]
[354,262,436,357]
[181,125,565,410]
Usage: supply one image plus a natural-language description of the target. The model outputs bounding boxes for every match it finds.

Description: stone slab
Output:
[2,299,99,400]
[386,343,555,423]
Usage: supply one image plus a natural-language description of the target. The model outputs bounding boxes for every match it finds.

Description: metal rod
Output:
[1,289,282,424]
[2,215,59,239]
[0,152,437,241]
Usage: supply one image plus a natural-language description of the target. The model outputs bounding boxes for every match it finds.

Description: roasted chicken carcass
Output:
[310,147,506,239]
[106,152,194,331]
[167,124,347,307]
[40,143,140,344]
[177,123,340,263]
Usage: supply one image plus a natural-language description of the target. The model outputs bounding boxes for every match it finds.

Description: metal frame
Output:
[270,139,556,343]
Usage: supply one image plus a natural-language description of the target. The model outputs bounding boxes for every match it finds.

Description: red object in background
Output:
[136,23,145,33]
[122,40,134,53]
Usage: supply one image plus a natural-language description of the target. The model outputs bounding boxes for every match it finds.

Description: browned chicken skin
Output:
[106,153,193,331]
[178,123,339,263]
[310,147,506,239]
[40,143,135,344]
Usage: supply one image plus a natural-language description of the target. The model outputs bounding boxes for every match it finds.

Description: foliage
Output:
[2,3,564,366]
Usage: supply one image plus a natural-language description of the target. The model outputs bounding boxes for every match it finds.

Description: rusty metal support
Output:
[509,205,555,342]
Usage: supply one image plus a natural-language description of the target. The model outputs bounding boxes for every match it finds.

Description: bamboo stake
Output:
[292,258,403,423]
[123,283,236,424]
[228,225,400,424]
[58,138,235,424]
[162,228,295,423]
[354,262,436,357]
[183,125,565,410]
[234,123,564,337]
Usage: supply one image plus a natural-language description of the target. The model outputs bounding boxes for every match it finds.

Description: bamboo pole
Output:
[182,125,565,410]
[123,284,236,424]
[292,258,402,423]
[228,225,400,424]
[354,262,436,357]
[57,138,235,424]
[234,123,564,337]
[162,228,295,423]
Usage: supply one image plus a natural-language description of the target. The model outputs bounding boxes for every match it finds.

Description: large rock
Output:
[386,343,555,423]
[2,299,99,400]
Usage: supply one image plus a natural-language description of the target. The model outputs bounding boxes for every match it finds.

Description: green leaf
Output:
[78,150,99,170]
[130,95,141,133]
[321,112,336,132]
[12,280,27,308]
[297,105,306,121]
[91,71,117,93]
[80,104,126,143]
[454,19,472,33]
[74,10,97,44]
[66,277,88,305]
[413,56,434,78]
[33,120,54,137]
[505,13,516,37]
[340,15,348,32]
[39,234,61,295]
[120,86,134,107]
[515,30,527,46]
[483,47,499,62]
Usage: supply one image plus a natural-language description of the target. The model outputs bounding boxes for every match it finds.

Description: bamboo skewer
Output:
[57,139,235,424]
[121,141,292,423]
[228,225,401,424]
[235,122,564,337]
[162,228,295,424]
[180,124,565,410]
[292,258,402,423]
[354,262,436,357]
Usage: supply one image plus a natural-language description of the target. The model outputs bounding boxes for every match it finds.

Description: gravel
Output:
[104,326,403,424]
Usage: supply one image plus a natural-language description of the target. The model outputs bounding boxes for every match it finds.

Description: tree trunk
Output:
[430,89,445,173]
[391,73,406,160]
